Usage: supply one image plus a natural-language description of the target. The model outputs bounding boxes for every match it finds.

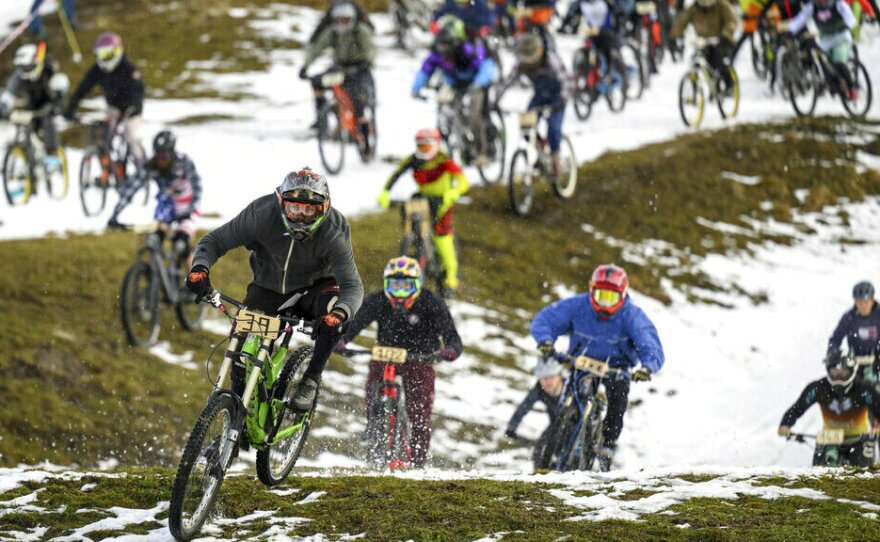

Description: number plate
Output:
[816,428,845,446]
[234,309,282,340]
[321,72,344,88]
[9,110,33,125]
[635,1,656,15]
[372,346,408,364]
[855,355,875,366]
[574,355,609,377]
[518,111,538,129]
[437,85,456,104]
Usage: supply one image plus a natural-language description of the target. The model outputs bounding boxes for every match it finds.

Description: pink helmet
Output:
[589,264,628,317]
[415,128,441,161]
[94,32,124,72]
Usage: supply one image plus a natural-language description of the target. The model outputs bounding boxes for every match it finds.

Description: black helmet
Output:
[153,130,176,154]
[853,281,875,300]
[434,16,464,57]
[824,349,857,396]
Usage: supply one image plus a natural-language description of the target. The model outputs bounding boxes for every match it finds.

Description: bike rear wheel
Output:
[120,261,161,346]
[44,147,69,200]
[175,282,206,331]
[551,136,577,199]
[678,70,704,128]
[716,67,740,120]
[2,145,31,206]
[477,107,506,185]
[169,393,238,542]
[572,50,593,121]
[621,43,645,101]
[842,59,872,119]
[256,345,317,486]
[535,405,578,471]
[79,148,109,216]
[508,148,535,216]
[318,103,345,175]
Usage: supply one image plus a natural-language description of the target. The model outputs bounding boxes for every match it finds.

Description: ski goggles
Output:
[384,277,421,298]
[592,288,621,308]
[95,46,120,62]
[283,200,325,224]
[417,141,436,154]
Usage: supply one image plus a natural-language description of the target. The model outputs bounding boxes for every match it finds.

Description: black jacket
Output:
[827,302,880,357]
[781,378,880,441]
[65,55,145,116]
[342,290,462,356]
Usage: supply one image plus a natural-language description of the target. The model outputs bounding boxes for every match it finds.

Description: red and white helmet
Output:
[589,263,628,317]
[414,128,441,161]
[94,31,123,72]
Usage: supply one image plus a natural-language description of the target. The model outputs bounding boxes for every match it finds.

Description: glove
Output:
[504,428,518,440]
[778,426,791,437]
[411,90,422,100]
[437,347,459,361]
[186,264,211,299]
[377,188,391,209]
[314,309,347,337]
[333,339,347,354]
[298,67,309,80]
[632,367,652,382]
[537,341,555,357]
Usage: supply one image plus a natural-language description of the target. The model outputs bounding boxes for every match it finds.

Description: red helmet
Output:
[589,264,628,317]
[415,128,441,161]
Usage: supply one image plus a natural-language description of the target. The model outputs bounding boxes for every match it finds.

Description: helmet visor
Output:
[828,365,853,381]
[417,141,435,154]
[95,46,118,62]
[16,63,36,74]
[592,288,621,308]
[385,277,420,298]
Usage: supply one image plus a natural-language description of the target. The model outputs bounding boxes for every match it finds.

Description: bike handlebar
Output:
[341,346,438,363]
[202,289,315,329]
[785,432,816,443]
[550,351,632,378]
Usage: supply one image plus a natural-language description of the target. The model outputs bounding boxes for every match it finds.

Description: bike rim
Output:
[79,151,108,216]
[267,360,311,478]
[318,105,345,174]
[552,138,577,199]
[508,150,534,215]
[4,147,31,205]
[679,72,704,128]
[180,409,233,533]
[477,110,505,184]
[122,264,159,345]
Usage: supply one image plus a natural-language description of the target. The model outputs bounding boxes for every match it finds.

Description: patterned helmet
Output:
[383,256,423,311]
[94,31,124,72]
[589,263,628,317]
[824,349,857,396]
[853,281,875,301]
[14,43,45,81]
[275,169,331,240]
[434,16,465,57]
[515,32,544,67]
[415,128,441,161]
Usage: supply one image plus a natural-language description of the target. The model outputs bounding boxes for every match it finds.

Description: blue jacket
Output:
[433,0,496,34]
[412,42,496,92]
[530,294,665,373]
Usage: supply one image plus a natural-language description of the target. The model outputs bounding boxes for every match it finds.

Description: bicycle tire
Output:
[78,148,108,216]
[580,398,605,471]
[44,147,69,200]
[551,136,577,199]
[716,67,740,120]
[400,232,430,277]
[2,144,31,206]
[120,261,161,346]
[621,43,645,101]
[364,394,390,468]
[256,345,316,486]
[508,148,535,216]
[477,107,506,185]
[389,385,413,467]
[357,104,377,163]
[678,70,704,128]
[175,273,206,331]
[788,57,819,118]
[317,103,345,175]
[573,80,593,121]
[169,393,238,541]
[604,67,627,113]
[842,59,872,119]
[750,33,769,81]
[535,405,579,471]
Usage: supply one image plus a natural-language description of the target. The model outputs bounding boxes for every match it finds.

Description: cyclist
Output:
[733,0,773,59]
[505,357,564,464]
[779,349,880,466]
[0,42,69,173]
[107,130,203,268]
[334,256,463,468]
[784,0,859,101]
[411,15,496,166]
[431,0,497,39]
[827,281,880,382]
[186,168,364,415]
[64,31,146,168]
[670,0,738,93]
[377,128,470,297]
[530,263,664,471]
[495,31,572,178]
[299,0,376,155]
[308,0,373,44]
[755,0,807,93]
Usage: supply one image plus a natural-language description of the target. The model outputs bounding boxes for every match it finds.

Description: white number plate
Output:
[372,346,408,364]
[816,428,845,446]
[518,111,538,129]
[636,1,656,15]
[436,85,456,104]
[9,110,33,125]
[574,356,609,377]
[321,72,344,88]
[234,309,282,340]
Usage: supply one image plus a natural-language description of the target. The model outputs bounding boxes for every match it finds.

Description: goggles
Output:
[95,46,119,62]
[592,288,621,308]
[828,366,853,380]
[334,16,353,25]
[417,141,436,153]
[16,63,37,74]
[283,200,325,224]
[385,277,420,298]
[282,188,326,204]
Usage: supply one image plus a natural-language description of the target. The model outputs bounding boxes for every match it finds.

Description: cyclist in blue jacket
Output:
[432,0,497,39]
[530,263,664,471]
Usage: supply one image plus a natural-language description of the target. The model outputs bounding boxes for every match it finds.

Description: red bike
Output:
[310,70,377,175]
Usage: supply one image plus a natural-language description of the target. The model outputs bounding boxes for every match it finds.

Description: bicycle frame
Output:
[135,230,186,305]
[320,72,364,144]
[515,109,549,173]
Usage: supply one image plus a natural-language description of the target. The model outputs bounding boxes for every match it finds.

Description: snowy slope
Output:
[0,4,879,474]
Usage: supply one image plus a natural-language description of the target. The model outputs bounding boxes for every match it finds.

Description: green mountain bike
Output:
[168,290,319,541]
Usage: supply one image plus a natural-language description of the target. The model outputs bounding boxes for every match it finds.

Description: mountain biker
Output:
[570,0,629,84]
[432,0,497,39]
[505,356,564,464]
[333,256,463,468]
[107,131,203,268]
[755,0,807,92]
[64,31,146,168]
[779,349,880,466]
[411,15,496,166]
[186,168,364,416]
[827,281,880,382]
[784,0,859,101]
[495,31,573,178]
[733,0,773,59]
[0,42,69,172]
[670,0,738,93]
[308,0,373,45]
[299,0,376,155]
[377,128,470,296]
[530,263,665,471]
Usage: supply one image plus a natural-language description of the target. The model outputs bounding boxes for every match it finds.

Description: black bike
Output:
[392,195,453,295]
[119,224,204,346]
[786,37,872,119]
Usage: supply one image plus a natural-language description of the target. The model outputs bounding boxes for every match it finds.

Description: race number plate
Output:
[574,355,609,377]
[437,85,456,104]
[519,111,538,129]
[816,428,845,446]
[855,355,875,366]
[372,346,408,364]
[321,72,344,88]
[9,110,33,125]
[234,309,282,340]
[635,1,656,15]
[403,198,431,237]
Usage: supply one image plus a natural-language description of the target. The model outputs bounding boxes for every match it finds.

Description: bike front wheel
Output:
[3,145,32,206]
[787,58,819,117]
[535,405,578,471]
[256,345,317,486]
[477,107,506,185]
[175,281,206,331]
[78,148,109,216]
[621,43,645,101]
[317,103,345,175]
[44,147,69,200]
[842,60,872,119]
[508,148,535,216]
[716,67,740,120]
[551,137,577,200]
[120,261,160,346]
[678,70,705,128]
[169,393,238,541]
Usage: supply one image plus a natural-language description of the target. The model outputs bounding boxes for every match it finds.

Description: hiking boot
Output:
[597,445,615,472]
[291,376,320,412]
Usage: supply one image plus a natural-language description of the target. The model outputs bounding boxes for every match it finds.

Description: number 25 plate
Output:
[372,346,408,363]
[234,309,282,339]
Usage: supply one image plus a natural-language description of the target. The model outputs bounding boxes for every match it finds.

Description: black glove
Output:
[186,264,211,299]
[314,309,346,338]
[537,341,555,357]
[504,428,518,440]
[298,67,309,80]
[632,367,652,382]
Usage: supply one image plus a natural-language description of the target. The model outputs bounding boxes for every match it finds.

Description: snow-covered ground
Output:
[0,4,879,475]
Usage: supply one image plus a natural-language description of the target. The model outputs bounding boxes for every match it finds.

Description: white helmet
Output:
[14,43,45,81]
[331,2,357,34]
